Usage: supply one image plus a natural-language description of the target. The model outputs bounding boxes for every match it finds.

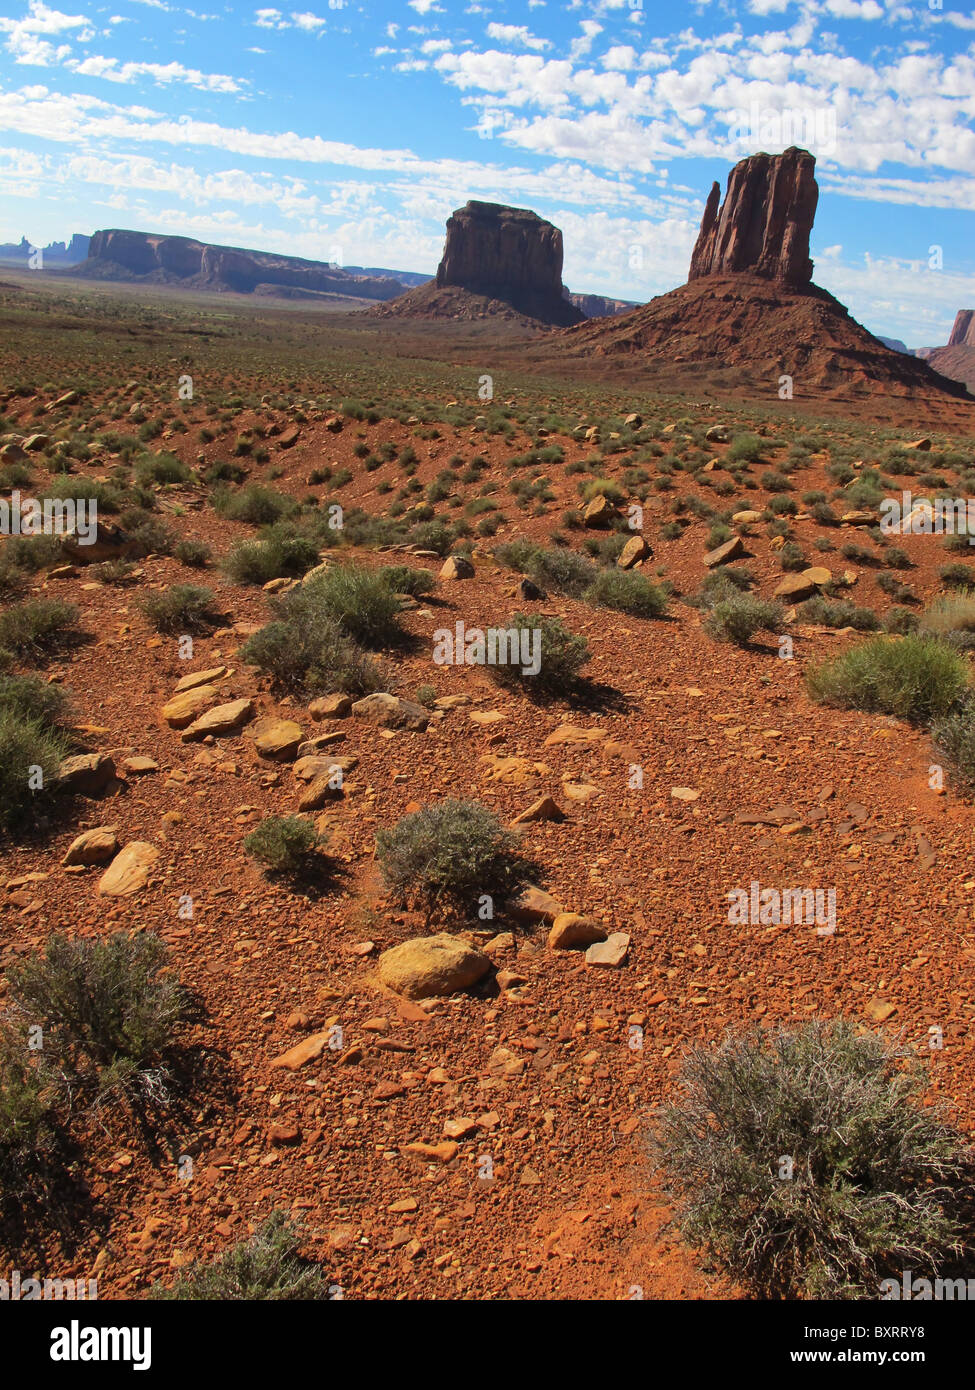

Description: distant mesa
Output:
[376,201,585,327]
[71,229,409,302]
[561,148,971,403]
[915,308,975,393]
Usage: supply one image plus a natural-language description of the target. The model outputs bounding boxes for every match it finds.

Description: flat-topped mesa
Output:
[435,200,582,326]
[948,310,975,347]
[688,147,819,286]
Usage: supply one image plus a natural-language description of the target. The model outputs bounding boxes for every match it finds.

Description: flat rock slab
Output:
[98,841,159,896]
[161,685,219,728]
[181,698,255,741]
[175,666,227,693]
[586,932,630,968]
[58,752,116,796]
[352,693,429,731]
[62,826,119,866]
[270,1030,333,1071]
[252,717,304,761]
[703,536,744,568]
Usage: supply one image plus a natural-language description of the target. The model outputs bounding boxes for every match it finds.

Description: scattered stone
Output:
[440,554,475,580]
[352,693,429,731]
[252,716,304,761]
[270,1030,334,1070]
[181,698,255,741]
[511,795,564,825]
[122,756,158,774]
[617,534,651,569]
[583,495,613,528]
[403,1141,458,1164]
[61,827,119,866]
[378,934,491,999]
[309,693,352,719]
[543,725,606,747]
[585,932,630,968]
[703,536,744,568]
[511,885,564,923]
[548,913,607,950]
[57,752,116,796]
[161,685,219,728]
[97,841,159,897]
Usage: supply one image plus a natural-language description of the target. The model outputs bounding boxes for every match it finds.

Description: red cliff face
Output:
[948,310,975,347]
[688,147,818,286]
[434,201,582,326]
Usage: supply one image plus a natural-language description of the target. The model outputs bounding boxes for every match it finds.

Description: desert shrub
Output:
[494,539,539,573]
[810,501,838,525]
[653,1020,970,1299]
[174,538,212,568]
[3,534,63,573]
[134,453,190,486]
[301,565,402,648]
[44,479,124,513]
[119,510,175,558]
[939,563,975,589]
[487,612,590,695]
[806,635,967,724]
[6,932,185,1109]
[884,546,912,569]
[704,594,785,645]
[779,541,806,572]
[151,1211,330,1300]
[932,698,975,796]
[727,433,764,463]
[0,598,78,660]
[377,564,436,597]
[0,1027,60,1200]
[0,708,69,834]
[586,568,667,618]
[140,585,218,634]
[526,546,597,598]
[213,484,296,525]
[841,541,877,565]
[244,816,322,873]
[223,526,319,585]
[205,460,247,485]
[0,673,70,729]
[919,591,975,640]
[797,598,880,631]
[376,799,528,919]
[884,606,919,635]
[240,587,385,697]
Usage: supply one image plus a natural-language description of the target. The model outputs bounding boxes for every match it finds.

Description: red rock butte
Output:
[689,146,818,286]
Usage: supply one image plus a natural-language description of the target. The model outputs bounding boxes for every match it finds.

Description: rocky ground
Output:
[1,277,975,1301]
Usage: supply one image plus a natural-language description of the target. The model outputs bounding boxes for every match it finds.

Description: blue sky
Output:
[0,0,973,344]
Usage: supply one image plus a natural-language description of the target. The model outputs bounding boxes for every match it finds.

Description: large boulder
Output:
[378,934,491,999]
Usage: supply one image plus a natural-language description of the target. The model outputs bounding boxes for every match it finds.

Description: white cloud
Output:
[66,55,244,92]
[485,23,550,51]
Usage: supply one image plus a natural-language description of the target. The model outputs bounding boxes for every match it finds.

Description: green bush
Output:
[704,594,785,646]
[174,538,212,568]
[586,568,667,618]
[939,564,975,589]
[526,546,597,598]
[0,677,71,834]
[377,564,436,598]
[213,484,296,525]
[0,598,78,660]
[302,565,402,648]
[7,932,185,1109]
[488,612,590,695]
[140,585,218,634]
[797,598,880,631]
[376,799,528,920]
[134,453,190,487]
[654,1020,969,1299]
[151,1211,331,1300]
[0,1028,56,1198]
[244,816,322,873]
[806,635,967,724]
[223,526,319,585]
[919,591,975,640]
[240,585,387,697]
[932,699,975,797]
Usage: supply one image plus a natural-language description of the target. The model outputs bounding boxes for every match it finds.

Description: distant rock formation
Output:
[915,310,975,392]
[948,310,975,347]
[377,201,583,327]
[569,292,639,319]
[73,230,406,301]
[0,233,89,265]
[558,149,971,405]
[689,146,818,286]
